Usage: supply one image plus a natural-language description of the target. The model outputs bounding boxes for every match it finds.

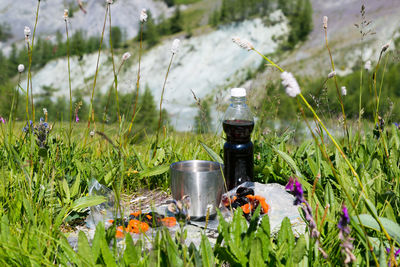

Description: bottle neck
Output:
[230,96,246,106]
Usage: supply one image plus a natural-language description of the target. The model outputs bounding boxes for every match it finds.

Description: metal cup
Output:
[170,160,224,221]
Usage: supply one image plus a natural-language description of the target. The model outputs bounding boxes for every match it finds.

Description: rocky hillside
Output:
[1,0,400,131]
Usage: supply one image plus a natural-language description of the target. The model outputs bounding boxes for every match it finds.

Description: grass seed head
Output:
[63,9,69,21]
[364,60,371,71]
[328,71,336,79]
[323,16,328,29]
[122,52,131,61]
[381,43,390,53]
[341,86,347,96]
[24,26,31,41]
[140,8,148,23]
[171,39,180,54]
[232,36,254,51]
[281,72,300,97]
[18,64,25,73]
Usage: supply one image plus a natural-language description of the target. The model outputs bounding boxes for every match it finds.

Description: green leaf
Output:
[70,174,81,198]
[100,235,117,267]
[324,181,335,207]
[164,229,184,267]
[78,231,95,266]
[124,234,140,265]
[139,165,169,179]
[91,223,105,262]
[272,147,310,191]
[200,142,223,164]
[71,196,106,212]
[352,214,400,244]
[62,178,70,204]
[249,237,264,266]
[379,242,387,267]
[292,235,307,263]
[200,234,215,267]
[104,169,115,187]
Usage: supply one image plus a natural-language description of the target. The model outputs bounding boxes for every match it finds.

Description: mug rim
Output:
[170,160,223,173]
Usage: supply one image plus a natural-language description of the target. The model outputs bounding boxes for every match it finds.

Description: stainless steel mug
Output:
[170,160,224,220]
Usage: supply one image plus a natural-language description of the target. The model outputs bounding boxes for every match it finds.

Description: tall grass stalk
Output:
[155,52,175,155]
[246,45,397,262]
[297,99,379,264]
[372,47,390,157]
[65,15,73,144]
[127,22,144,137]
[84,3,109,146]
[27,0,41,123]
[108,5,121,124]
[323,25,351,151]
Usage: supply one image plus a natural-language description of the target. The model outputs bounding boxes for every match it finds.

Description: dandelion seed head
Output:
[106,0,113,4]
[18,64,25,73]
[140,8,148,22]
[323,16,328,29]
[364,60,371,71]
[341,86,347,96]
[328,71,336,79]
[232,36,254,51]
[171,39,180,54]
[63,9,69,21]
[281,71,301,97]
[122,52,131,61]
[90,130,95,137]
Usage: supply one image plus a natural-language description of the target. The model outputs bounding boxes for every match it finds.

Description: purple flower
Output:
[75,115,79,123]
[0,117,5,124]
[338,204,356,264]
[394,123,400,129]
[286,177,304,205]
[338,204,350,234]
[386,247,400,257]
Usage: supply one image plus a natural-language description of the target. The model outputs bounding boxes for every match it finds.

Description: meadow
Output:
[0,1,400,266]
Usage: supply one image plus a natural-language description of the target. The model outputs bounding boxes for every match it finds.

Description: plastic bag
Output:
[85,178,118,229]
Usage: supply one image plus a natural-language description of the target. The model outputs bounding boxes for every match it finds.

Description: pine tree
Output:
[298,0,313,41]
[170,6,183,34]
[142,11,159,47]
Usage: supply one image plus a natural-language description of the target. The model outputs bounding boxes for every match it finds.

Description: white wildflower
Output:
[341,86,347,96]
[328,71,336,79]
[381,43,390,53]
[43,108,48,115]
[140,8,148,22]
[323,16,328,29]
[171,39,180,54]
[18,64,25,73]
[106,0,113,4]
[63,9,69,21]
[281,71,301,98]
[122,52,131,61]
[364,60,371,71]
[232,36,254,51]
[90,130,95,137]
[24,26,31,40]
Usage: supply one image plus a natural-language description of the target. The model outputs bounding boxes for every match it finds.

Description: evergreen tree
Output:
[138,85,157,130]
[298,0,313,41]
[111,26,122,49]
[142,11,159,47]
[170,6,183,34]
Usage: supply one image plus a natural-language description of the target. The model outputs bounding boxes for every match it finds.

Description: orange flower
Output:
[161,217,177,227]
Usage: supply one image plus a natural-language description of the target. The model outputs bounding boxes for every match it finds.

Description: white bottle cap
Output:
[231,88,246,97]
